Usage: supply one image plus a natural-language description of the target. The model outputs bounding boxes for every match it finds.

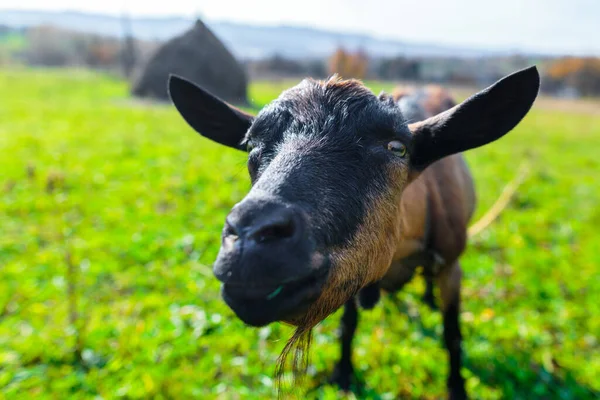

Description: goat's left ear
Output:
[408,66,540,171]
[168,75,254,151]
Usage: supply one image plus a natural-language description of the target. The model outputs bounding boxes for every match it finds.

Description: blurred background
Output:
[0,1,599,399]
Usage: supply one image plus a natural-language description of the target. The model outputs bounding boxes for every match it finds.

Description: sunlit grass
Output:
[1,68,599,399]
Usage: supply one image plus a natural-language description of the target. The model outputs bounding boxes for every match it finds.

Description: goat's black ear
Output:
[408,66,540,170]
[168,75,253,151]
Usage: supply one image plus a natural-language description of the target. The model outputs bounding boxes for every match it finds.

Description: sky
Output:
[3,0,600,55]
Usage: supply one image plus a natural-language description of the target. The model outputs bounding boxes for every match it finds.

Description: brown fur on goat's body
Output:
[382,154,475,295]
[382,86,475,294]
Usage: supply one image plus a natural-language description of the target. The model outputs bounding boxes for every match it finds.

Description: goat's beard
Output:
[274,325,313,395]
[274,221,398,395]
[275,274,361,395]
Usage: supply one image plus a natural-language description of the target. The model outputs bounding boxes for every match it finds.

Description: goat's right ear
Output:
[168,75,253,151]
[408,66,540,171]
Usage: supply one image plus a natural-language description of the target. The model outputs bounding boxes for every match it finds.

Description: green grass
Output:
[1,68,599,399]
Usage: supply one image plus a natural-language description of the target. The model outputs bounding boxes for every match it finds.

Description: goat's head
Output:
[168,67,539,332]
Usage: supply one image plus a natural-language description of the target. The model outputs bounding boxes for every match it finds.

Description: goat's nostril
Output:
[249,219,296,243]
[225,198,304,244]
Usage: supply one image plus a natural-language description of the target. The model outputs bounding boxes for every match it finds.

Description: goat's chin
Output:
[281,314,305,327]
[282,282,354,328]
[280,293,333,327]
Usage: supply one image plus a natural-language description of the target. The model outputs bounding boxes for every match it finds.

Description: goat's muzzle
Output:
[213,195,330,327]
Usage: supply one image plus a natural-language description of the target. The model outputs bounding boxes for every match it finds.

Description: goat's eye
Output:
[387,140,407,157]
[246,142,255,152]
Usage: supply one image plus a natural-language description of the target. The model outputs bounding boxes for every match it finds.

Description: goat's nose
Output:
[214,196,315,286]
[225,198,303,244]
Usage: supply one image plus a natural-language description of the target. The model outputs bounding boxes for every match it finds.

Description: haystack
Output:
[132,19,248,104]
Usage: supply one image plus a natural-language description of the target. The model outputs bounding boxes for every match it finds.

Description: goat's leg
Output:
[423,276,437,309]
[438,262,467,400]
[330,298,358,391]
[423,250,445,309]
[358,281,380,309]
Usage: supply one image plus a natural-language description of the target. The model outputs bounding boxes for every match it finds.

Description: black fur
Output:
[245,79,412,248]
[358,281,380,309]
[410,66,540,170]
[423,277,437,310]
[168,75,252,150]
[443,294,466,399]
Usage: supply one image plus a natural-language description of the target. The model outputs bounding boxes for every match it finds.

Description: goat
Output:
[167,67,540,399]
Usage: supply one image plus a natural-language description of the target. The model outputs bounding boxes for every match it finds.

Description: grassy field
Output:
[1,68,599,399]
